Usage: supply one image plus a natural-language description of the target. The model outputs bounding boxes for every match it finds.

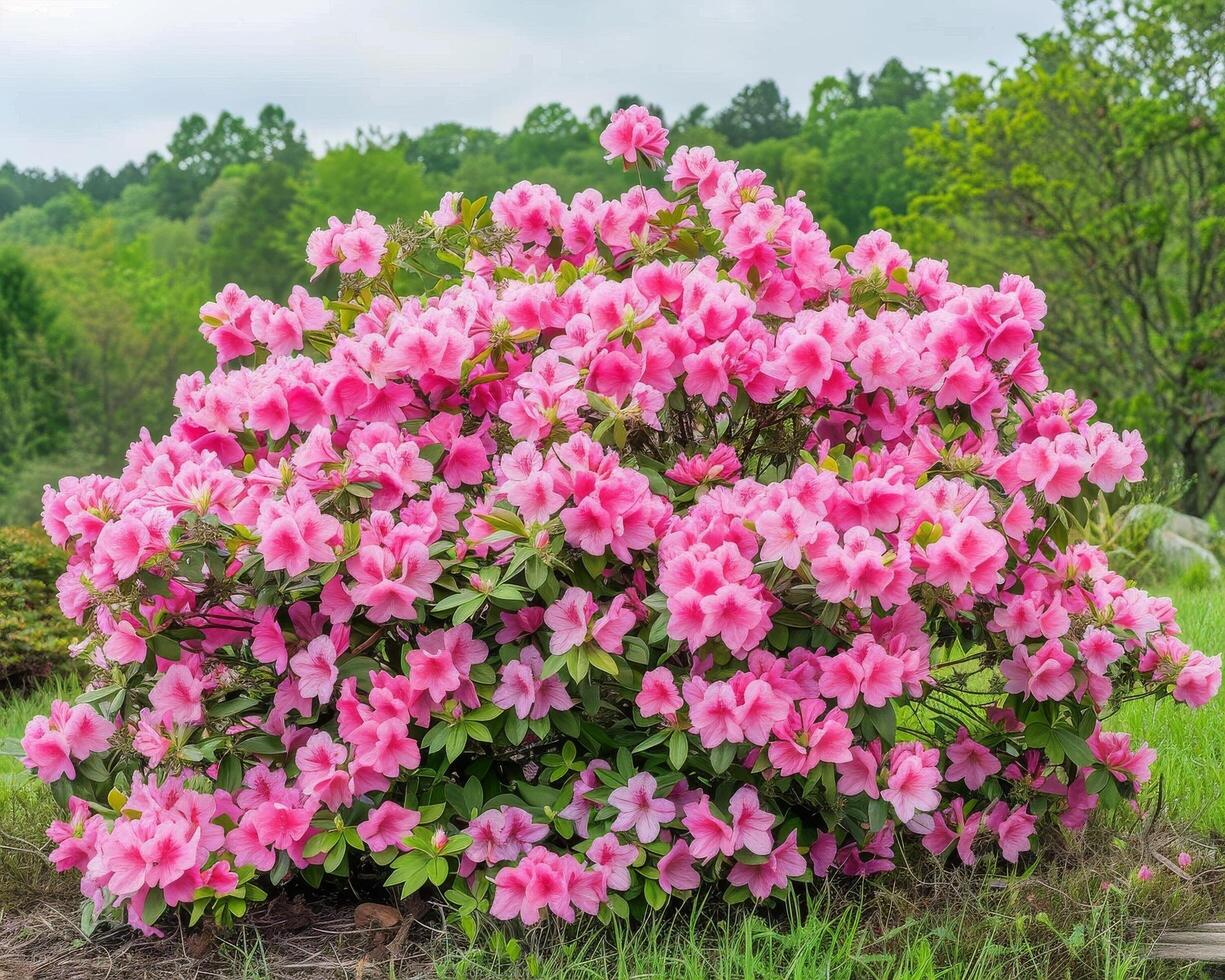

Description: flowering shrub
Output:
[24,106,1221,937]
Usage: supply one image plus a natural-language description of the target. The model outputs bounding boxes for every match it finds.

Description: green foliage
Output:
[888,0,1225,514]
[206,161,300,298]
[149,104,309,219]
[712,79,801,146]
[0,527,78,685]
[0,249,72,466]
[288,137,436,236]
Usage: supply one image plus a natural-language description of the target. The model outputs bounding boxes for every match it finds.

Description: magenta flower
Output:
[544,587,597,655]
[728,830,805,900]
[636,667,682,718]
[944,727,1001,790]
[22,701,113,783]
[881,742,941,824]
[657,838,701,894]
[608,772,676,843]
[148,664,206,727]
[599,105,669,170]
[682,794,735,861]
[587,832,638,891]
[357,801,420,852]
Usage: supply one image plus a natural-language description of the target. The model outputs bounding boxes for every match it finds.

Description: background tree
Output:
[150,105,308,219]
[889,0,1225,514]
[0,249,72,467]
[712,80,800,146]
[206,161,299,297]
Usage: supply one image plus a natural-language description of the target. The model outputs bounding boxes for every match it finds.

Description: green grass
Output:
[0,673,80,906]
[1112,582,1225,832]
[429,889,1198,980]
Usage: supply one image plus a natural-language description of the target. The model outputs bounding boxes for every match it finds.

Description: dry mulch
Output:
[0,894,434,980]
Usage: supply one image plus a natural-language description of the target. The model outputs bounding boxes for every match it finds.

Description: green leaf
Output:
[481,508,527,537]
[452,596,486,625]
[142,887,166,925]
[710,742,735,774]
[525,558,548,591]
[323,839,348,874]
[338,655,381,681]
[587,648,619,676]
[432,589,481,614]
[236,734,287,756]
[668,730,689,770]
[1085,768,1111,795]
[1053,728,1096,768]
[78,753,109,782]
[210,695,261,718]
[304,830,340,859]
[217,754,243,793]
[445,725,469,762]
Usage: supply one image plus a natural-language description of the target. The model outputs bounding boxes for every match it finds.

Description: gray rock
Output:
[1164,510,1221,550]
[1124,503,1221,548]
[1151,527,1221,579]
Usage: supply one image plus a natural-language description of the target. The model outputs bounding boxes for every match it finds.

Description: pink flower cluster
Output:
[25,105,1219,934]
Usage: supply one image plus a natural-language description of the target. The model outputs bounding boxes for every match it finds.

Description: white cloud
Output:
[0,0,1062,174]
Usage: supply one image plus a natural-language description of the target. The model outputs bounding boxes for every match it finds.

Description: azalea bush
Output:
[22,106,1221,938]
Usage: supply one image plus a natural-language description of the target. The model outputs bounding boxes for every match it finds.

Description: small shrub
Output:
[0,526,78,685]
[20,106,1222,938]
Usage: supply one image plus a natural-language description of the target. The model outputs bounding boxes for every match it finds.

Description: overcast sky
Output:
[0,0,1062,176]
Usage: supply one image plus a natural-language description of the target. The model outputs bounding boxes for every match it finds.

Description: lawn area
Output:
[1112,583,1225,833]
[0,586,1219,978]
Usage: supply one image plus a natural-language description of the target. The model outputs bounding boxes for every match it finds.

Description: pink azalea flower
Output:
[727,786,776,856]
[837,741,883,798]
[944,727,1001,790]
[148,664,206,727]
[923,516,1006,594]
[881,742,941,823]
[922,798,982,866]
[493,646,574,719]
[1087,725,1156,787]
[735,677,791,746]
[728,830,805,900]
[256,484,342,577]
[665,444,742,486]
[682,794,735,860]
[768,701,853,776]
[544,587,596,655]
[600,105,669,169]
[337,213,388,277]
[636,667,683,719]
[607,772,676,843]
[987,801,1037,863]
[657,838,701,894]
[1000,640,1077,702]
[686,679,744,748]
[586,832,637,891]
[357,801,420,852]
[592,595,636,654]
[290,635,340,703]
[1173,651,1222,707]
[22,700,114,783]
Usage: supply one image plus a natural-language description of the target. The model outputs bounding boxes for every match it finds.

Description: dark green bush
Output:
[0,526,78,685]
